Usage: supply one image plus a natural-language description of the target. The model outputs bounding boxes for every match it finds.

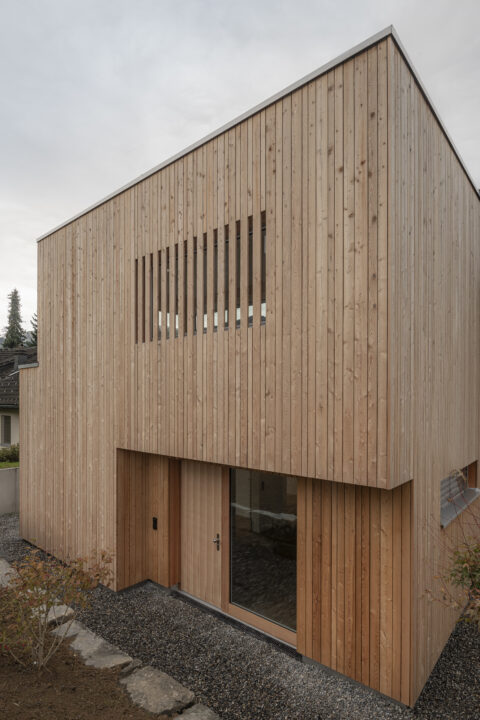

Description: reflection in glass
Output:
[230,469,297,631]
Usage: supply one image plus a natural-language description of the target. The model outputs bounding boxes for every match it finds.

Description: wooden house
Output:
[19,26,480,706]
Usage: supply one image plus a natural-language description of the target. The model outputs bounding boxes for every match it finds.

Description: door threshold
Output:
[174,589,298,654]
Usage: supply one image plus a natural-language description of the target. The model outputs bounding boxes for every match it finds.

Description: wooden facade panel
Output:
[115,449,179,590]
[387,39,480,702]
[180,460,223,607]
[21,39,391,498]
[297,477,412,705]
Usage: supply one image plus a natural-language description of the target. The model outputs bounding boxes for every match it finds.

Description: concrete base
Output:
[0,468,19,514]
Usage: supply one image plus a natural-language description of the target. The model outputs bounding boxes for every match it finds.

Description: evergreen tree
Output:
[27,312,38,347]
[3,289,26,348]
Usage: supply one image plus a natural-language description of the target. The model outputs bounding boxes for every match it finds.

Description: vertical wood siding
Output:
[116,450,179,590]
[20,38,390,563]
[297,478,412,705]
[387,40,480,703]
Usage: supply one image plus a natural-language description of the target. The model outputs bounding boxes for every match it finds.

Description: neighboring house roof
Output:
[0,348,37,409]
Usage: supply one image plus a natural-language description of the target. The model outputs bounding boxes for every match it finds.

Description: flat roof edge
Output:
[36,24,478,243]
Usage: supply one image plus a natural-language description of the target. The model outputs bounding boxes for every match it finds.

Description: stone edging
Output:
[0,557,219,719]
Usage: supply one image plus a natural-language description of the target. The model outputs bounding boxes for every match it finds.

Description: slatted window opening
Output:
[203,233,208,333]
[184,242,188,336]
[141,256,146,343]
[149,253,154,342]
[158,251,162,340]
[166,247,170,339]
[224,225,229,329]
[235,221,241,328]
[134,213,266,344]
[193,237,198,334]
[248,217,253,327]
[174,244,179,338]
[213,229,218,331]
[261,211,266,323]
[135,258,139,343]
[440,462,480,528]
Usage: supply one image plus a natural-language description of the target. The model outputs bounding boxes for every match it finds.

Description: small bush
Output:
[448,542,480,628]
[0,549,112,670]
[429,479,480,630]
[0,443,19,463]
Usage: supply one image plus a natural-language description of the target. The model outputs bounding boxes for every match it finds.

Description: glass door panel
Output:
[230,469,297,631]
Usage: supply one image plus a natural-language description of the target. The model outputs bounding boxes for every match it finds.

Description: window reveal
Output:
[149,253,154,342]
[175,243,179,338]
[157,250,162,340]
[236,220,241,328]
[166,247,170,339]
[213,229,218,331]
[203,233,208,333]
[248,216,253,327]
[184,241,188,336]
[261,211,266,323]
[193,237,198,334]
[224,225,229,329]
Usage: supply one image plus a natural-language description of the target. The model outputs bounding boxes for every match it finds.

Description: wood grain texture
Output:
[297,478,412,705]
[386,38,480,703]
[115,450,179,590]
[23,39,391,493]
[180,460,223,607]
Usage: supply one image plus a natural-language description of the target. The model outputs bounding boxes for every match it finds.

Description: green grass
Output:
[0,461,19,469]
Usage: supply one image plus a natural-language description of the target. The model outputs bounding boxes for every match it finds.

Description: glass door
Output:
[230,469,297,631]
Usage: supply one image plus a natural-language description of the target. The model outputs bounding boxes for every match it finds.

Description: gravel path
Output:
[1,513,479,719]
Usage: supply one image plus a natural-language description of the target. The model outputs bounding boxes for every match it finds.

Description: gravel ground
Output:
[1,512,479,719]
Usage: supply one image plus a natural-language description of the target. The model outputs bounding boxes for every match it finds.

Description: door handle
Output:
[212,533,220,551]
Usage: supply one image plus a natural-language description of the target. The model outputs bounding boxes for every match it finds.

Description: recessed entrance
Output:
[178,459,297,644]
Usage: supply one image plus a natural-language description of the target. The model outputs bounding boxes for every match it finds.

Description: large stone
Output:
[34,603,75,626]
[181,704,220,719]
[52,619,132,669]
[51,619,85,638]
[120,665,195,716]
[0,558,17,587]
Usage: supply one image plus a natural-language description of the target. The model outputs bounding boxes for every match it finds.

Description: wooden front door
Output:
[180,460,224,608]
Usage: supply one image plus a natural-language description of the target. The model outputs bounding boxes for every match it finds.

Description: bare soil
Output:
[0,638,168,720]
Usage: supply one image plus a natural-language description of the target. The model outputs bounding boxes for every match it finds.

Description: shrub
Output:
[0,549,112,670]
[448,541,480,628]
[0,443,19,463]
[430,482,480,630]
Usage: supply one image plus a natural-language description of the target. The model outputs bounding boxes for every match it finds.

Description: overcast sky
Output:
[1,0,479,333]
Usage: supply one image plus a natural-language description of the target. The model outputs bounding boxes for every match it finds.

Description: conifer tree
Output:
[3,288,26,348]
[27,312,38,347]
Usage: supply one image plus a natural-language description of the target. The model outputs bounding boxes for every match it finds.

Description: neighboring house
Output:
[0,348,37,446]
[20,26,480,708]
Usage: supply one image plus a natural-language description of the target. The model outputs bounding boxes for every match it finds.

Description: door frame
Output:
[178,460,297,647]
[220,467,297,646]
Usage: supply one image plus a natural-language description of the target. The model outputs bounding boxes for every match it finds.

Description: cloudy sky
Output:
[1,0,479,333]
